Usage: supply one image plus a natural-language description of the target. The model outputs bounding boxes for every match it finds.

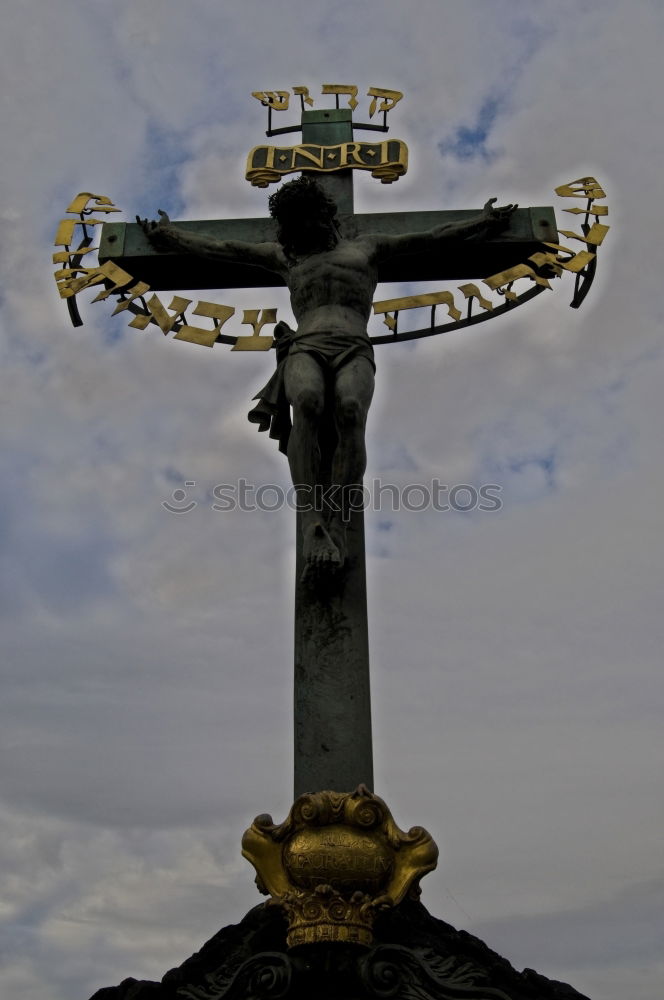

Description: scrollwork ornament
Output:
[178,952,293,1000]
[359,945,515,1000]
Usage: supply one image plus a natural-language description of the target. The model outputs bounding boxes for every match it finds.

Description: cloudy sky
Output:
[1,1,663,998]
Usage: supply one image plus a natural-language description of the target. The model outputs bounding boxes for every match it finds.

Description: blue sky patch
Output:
[438,97,501,163]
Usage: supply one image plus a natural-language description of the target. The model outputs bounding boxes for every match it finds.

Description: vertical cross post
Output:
[293,109,373,798]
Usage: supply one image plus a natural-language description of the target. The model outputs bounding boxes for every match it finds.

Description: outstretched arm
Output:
[137,210,286,275]
[361,199,518,263]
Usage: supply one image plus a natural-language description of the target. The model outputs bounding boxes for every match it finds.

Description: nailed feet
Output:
[301,520,345,582]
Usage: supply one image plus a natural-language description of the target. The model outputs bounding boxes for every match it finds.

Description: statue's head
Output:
[269,175,339,256]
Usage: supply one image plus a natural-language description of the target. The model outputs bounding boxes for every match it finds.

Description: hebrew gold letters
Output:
[173,301,236,347]
[251,90,291,110]
[250,85,404,117]
[554,177,606,200]
[367,87,403,118]
[321,84,359,111]
[55,172,609,350]
[292,86,315,108]
[231,308,277,351]
[373,291,462,330]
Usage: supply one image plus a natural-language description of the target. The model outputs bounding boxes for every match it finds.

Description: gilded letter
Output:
[373,291,462,327]
[341,142,366,166]
[293,145,325,169]
[66,193,120,215]
[54,259,133,299]
[251,90,290,110]
[483,264,552,300]
[174,300,236,348]
[292,86,314,107]
[527,252,564,278]
[54,264,105,299]
[128,294,192,334]
[367,87,403,118]
[109,280,151,312]
[52,245,98,265]
[554,177,606,200]
[563,204,608,217]
[232,308,277,351]
[91,262,147,303]
[557,223,610,247]
[458,283,494,312]
[321,84,359,111]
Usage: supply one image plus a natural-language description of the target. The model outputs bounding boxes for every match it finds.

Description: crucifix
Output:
[98,90,562,805]
[64,86,608,990]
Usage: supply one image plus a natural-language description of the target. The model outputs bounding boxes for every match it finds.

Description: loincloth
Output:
[247,322,375,454]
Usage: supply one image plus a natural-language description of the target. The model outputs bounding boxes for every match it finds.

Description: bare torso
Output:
[276,238,379,339]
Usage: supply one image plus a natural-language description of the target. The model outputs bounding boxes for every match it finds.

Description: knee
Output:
[293,387,324,421]
[336,395,365,428]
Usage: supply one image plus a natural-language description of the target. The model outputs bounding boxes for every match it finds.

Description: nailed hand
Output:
[136,209,172,245]
[482,197,518,228]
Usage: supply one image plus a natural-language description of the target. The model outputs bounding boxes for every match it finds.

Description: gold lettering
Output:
[174,301,236,348]
[483,263,552,300]
[54,259,132,299]
[541,241,577,256]
[91,262,146,303]
[54,264,105,298]
[554,177,606,200]
[530,248,597,278]
[232,308,277,351]
[52,245,98,264]
[109,280,151,311]
[251,90,290,110]
[66,193,120,215]
[458,283,494,312]
[54,217,107,246]
[557,222,610,247]
[321,83,358,111]
[128,294,192,334]
[292,86,314,107]
[293,145,325,169]
[550,250,596,274]
[528,252,564,278]
[54,220,77,247]
[373,291,462,326]
[341,142,366,166]
[246,140,408,187]
[367,87,403,118]
[563,204,608,217]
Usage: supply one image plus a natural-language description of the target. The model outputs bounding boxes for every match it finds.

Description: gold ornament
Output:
[241,786,438,948]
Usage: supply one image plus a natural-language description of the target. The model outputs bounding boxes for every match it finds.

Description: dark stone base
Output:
[89,900,591,1000]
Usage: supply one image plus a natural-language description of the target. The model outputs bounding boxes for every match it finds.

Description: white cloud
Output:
[1,1,662,998]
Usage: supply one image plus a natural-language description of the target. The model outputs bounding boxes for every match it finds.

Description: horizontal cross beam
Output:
[98,207,557,291]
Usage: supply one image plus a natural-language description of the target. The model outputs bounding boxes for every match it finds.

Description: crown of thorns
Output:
[268,175,338,223]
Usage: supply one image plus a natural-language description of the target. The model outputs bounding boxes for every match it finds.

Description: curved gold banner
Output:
[54,176,608,348]
[246,139,408,187]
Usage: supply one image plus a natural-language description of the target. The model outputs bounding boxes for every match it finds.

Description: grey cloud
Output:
[1,1,663,999]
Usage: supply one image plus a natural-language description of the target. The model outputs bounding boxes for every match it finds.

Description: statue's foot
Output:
[301,521,343,582]
[328,517,348,566]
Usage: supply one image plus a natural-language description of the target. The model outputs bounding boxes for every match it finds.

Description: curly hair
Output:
[268,176,339,256]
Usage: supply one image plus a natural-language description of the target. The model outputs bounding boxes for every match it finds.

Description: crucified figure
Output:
[138,177,515,576]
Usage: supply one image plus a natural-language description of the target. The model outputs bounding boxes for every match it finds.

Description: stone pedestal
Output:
[89,900,591,1000]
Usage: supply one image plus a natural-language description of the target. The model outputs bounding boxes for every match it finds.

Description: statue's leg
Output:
[332,356,374,486]
[285,352,342,572]
[331,357,375,546]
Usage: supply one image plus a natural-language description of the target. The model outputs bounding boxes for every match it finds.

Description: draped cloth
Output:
[247,321,375,455]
